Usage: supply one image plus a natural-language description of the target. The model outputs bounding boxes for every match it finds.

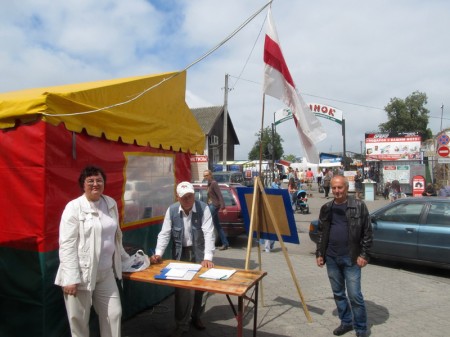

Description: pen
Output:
[219,275,228,280]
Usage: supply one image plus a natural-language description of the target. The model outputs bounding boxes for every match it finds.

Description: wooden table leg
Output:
[253,282,259,337]
[237,296,243,337]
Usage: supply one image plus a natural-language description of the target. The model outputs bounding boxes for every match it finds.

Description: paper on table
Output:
[165,268,187,278]
[199,268,236,280]
[154,268,198,281]
[166,262,202,271]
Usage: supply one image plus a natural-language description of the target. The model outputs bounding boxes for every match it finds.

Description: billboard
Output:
[365,132,421,161]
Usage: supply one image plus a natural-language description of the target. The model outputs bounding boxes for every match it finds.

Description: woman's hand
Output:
[63,284,78,297]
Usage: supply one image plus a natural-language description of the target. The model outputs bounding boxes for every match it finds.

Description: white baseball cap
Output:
[176,181,195,197]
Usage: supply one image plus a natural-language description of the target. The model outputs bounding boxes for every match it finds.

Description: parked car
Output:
[308,197,450,269]
[192,183,245,239]
[213,171,245,185]
[212,171,254,187]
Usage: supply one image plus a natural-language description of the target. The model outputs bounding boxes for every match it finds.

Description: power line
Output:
[227,74,450,120]
[42,1,274,117]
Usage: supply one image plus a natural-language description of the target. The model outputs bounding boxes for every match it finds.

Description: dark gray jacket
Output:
[316,197,373,264]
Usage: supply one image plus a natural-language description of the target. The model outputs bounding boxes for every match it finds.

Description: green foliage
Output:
[282,154,297,162]
[379,91,433,140]
[248,126,284,160]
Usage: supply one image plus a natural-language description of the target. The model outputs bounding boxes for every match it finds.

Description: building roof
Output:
[191,106,240,144]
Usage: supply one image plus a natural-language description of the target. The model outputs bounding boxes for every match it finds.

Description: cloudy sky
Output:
[2,0,449,160]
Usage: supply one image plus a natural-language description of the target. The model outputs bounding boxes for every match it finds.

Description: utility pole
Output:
[440,104,444,132]
[222,74,229,172]
[271,123,276,180]
[342,118,347,169]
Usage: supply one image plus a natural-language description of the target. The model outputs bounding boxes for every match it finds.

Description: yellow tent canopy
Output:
[0,71,203,153]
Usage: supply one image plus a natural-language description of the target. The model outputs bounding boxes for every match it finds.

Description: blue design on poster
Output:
[236,187,300,244]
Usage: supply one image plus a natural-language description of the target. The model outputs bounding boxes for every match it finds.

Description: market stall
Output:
[0,71,203,337]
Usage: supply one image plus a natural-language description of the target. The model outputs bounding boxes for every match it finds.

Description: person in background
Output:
[383,181,391,200]
[55,165,131,337]
[260,177,281,252]
[316,176,373,337]
[317,169,323,191]
[389,180,402,202]
[203,170,229,250]
[323,169,333,199]
[299,169,305,186]
[438,184,450,197]
[354,171,363,200]
[288,177,298,210]
[288,167,295,180]
[422,183,437,196]
[271,177,281,189]
[306,168,314,191]
[150,182,215,337]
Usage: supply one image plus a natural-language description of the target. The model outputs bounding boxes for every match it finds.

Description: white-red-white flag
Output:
[263,7,326,163]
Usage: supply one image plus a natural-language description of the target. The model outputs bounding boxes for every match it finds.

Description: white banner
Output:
[274,107,293,125]
[308,103,343,125]
[274,104,343,126]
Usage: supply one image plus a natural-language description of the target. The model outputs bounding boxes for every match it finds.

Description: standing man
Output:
[354,171,363,200]
[305,167,314,191]
[150,182,215,337]
[203,170,229,250]
[316,176,373,337]
[323,169,333,199]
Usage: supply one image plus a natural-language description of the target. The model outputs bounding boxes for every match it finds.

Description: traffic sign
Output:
[438,134,450,146]
[437,146,450,157]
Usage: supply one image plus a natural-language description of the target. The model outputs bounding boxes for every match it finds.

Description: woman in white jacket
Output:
[55,166,130,337]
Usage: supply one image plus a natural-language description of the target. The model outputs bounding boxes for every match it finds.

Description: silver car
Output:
[370,197,450,268]
[309,197,450,269]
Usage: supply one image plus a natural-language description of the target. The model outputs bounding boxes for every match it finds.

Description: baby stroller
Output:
[295,190,310,214]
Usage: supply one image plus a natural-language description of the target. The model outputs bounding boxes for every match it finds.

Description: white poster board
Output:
[344,171,357,192]
[383,165,410,184]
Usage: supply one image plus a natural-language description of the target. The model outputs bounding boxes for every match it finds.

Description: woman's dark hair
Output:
[78,165,107,189]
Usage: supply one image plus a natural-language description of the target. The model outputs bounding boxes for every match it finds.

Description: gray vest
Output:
[169,200,207,263]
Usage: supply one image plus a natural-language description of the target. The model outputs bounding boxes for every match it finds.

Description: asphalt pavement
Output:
[122,188,450,337]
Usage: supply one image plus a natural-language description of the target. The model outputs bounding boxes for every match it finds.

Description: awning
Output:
[0,71,204,153]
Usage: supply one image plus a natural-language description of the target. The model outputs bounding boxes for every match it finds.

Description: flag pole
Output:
[259,93,266,176]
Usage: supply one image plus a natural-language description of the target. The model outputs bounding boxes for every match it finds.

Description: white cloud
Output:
[1,0,449,160]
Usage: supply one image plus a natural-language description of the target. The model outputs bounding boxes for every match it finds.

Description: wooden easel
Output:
[244,176,312,322]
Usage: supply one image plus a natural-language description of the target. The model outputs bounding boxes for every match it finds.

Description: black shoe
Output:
[191,317,206,330]
[333,324,353,336]
[356,332,367,337]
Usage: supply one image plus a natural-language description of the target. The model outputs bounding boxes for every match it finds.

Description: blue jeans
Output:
[208,204,229,247]
[259,239,275,250]
[325,255,367,333]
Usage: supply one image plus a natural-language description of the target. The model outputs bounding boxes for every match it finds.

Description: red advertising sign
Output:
[190,155,208,162]
[365,133,421,161]
[412,175,425,197]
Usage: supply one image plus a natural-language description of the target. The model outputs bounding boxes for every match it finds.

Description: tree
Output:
[379,91,433,140]
[282,154,297,162]
[248,126,284,160]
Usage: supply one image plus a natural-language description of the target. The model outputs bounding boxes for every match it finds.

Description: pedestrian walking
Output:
[203,170,229,250]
